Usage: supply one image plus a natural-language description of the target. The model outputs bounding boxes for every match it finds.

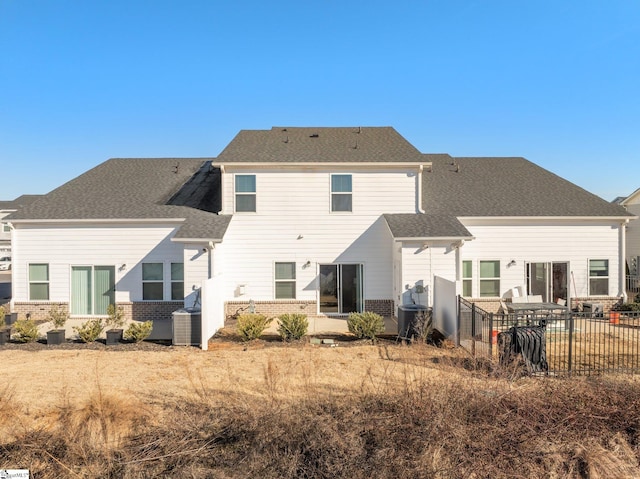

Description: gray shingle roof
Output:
[215,126,426,164]
[383,214,474,239]
[8,158,231,241]
[422,156,633,217]
[0,194,43,211]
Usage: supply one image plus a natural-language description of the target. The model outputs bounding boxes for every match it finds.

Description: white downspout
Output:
[620,219,628,301]
[219,164,226,214]
[417,165,425,214]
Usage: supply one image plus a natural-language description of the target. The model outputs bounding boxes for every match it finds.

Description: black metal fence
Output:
[459,296,640,375]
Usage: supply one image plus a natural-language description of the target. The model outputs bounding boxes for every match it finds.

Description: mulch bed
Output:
[0,338,180,351]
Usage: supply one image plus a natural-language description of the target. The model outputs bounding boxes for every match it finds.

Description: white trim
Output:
[10,218,186,225]
[457,216,637,221]
[417,165,425,214]
[393,236,475,242]
[214,162,431,169]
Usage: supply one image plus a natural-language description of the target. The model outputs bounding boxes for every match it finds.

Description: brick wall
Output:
[364,299,395,317]
[12,302,69,321]
[11,301,183,322]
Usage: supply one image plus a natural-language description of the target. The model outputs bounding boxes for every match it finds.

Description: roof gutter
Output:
[213,161,431,169]
[9,218,187,225]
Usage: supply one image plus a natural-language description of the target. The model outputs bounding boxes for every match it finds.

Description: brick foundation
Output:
[11,301,183,322]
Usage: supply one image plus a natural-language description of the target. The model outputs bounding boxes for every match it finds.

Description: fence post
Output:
[567,313,574,376]
[489,312,494,357]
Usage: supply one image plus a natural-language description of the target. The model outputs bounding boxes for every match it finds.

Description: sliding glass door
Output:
[319,264,363,314]
[71,265,115,315]
[526,262,568,303]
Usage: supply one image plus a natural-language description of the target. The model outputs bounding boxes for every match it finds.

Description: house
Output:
[615,189,640,287]
[6,127,635,346]
[0,195,42,258]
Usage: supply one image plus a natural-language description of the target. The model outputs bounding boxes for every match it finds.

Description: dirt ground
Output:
[1,337,470,430]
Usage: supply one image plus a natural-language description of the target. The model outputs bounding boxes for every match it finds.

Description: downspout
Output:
[620,219,628,301]
[207,241,215,279]
[219,164,226,214]
[417,165,425,214]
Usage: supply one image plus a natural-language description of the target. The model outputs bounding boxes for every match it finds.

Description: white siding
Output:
[625,205,640,273]
[217,167,414,305]
[400,242,456,307]
[12,223,187,304]
[459,219,622,298]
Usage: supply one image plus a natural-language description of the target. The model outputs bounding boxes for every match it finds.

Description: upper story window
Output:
[331,174,352,212]
[235,174,256,212]
[589,259,609,295]
[29,263,49,300]
[462,260,472,297]
[479,260,500,297]
[1,223,9,233]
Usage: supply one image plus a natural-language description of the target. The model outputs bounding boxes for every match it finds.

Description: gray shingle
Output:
[8,158,231,241]
[383,214,474,239]
[423,156,633,217]
[215,127,425,164]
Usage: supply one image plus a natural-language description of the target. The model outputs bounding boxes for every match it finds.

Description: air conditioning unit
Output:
[172,309,202,346]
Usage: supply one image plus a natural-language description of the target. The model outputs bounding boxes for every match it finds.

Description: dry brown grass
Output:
[1,341,640,477]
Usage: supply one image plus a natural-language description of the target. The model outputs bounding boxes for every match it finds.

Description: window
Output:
[142,263,164,300]
[2,223,9,233]
[274,262,296,299]
[331,174,352,212]
[29,263,49,300]
[235,174,256,212]
[479,260,500,297]
[589,259,609,295]
[171,263,184,301]
[462,260,472,297]
[71,266,115,315]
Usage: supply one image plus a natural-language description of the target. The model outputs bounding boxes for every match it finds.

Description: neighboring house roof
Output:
[383,214,474,240]
[0,194,43,211]
[215,126,427,164]
[8,158,231,241]
[617,187,640,206]
[422,156,633,218]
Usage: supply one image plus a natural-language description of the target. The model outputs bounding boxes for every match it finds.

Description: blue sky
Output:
[1,1,639,202]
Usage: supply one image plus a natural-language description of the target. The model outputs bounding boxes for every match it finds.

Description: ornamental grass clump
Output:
[74,319,104,343]
[347,311,385,341]
[125,321,153,343]
[277,313,308,341]
[237,313,272,341]
[13,318,39,343]
[0,305,5,329]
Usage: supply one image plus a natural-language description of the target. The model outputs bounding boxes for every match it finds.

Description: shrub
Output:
[612,302,640,312]
[0,305,5,328]
[74,319,104,343]
[13,319,39,342]
[410,309,434,343]
[125,321,153,343]
[347,311,385,341]
[48,304,69,329]
[277,313,308,341]
[106,304,126,329]
[237,313,272,341]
